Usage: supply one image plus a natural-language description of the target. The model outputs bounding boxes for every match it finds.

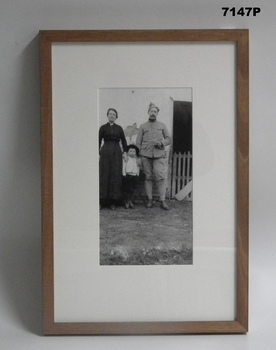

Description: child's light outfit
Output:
[123,157,140,177]
[122,157,140,208]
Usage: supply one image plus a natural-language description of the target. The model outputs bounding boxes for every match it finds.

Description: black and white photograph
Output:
[99,88,193,265]
[39,29,249,335]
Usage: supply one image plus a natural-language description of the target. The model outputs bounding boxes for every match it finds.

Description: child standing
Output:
[122,144,141,209]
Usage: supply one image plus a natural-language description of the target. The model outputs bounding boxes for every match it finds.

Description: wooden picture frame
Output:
[40,29,249,335]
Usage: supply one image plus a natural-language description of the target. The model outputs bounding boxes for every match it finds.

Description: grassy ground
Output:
[100,199,192,265]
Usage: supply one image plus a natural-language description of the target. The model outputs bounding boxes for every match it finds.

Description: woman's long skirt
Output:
[99,141,123,203]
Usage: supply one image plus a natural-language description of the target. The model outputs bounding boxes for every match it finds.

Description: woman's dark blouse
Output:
[99,123,127,151]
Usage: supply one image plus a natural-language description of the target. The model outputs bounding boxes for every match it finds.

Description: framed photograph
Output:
[40,29,249,335]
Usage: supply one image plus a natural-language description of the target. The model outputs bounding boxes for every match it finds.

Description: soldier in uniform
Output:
[136,102,171,210]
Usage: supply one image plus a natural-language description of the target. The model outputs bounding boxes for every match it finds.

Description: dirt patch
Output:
[100,200,192,265]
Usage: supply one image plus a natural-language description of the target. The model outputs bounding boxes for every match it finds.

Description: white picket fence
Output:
[169,151,192,199]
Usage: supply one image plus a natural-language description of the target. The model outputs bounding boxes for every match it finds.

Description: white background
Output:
[0,0,275,349]
[52,43,235,322]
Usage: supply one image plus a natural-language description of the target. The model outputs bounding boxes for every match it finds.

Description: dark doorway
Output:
[173,101,192,153]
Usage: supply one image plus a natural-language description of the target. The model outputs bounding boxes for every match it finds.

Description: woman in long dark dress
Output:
[99,108,127,210]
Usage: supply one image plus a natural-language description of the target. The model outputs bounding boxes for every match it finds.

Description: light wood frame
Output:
[40,29,249,335]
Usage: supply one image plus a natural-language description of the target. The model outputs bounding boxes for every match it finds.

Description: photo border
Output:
[40,29,249,335]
